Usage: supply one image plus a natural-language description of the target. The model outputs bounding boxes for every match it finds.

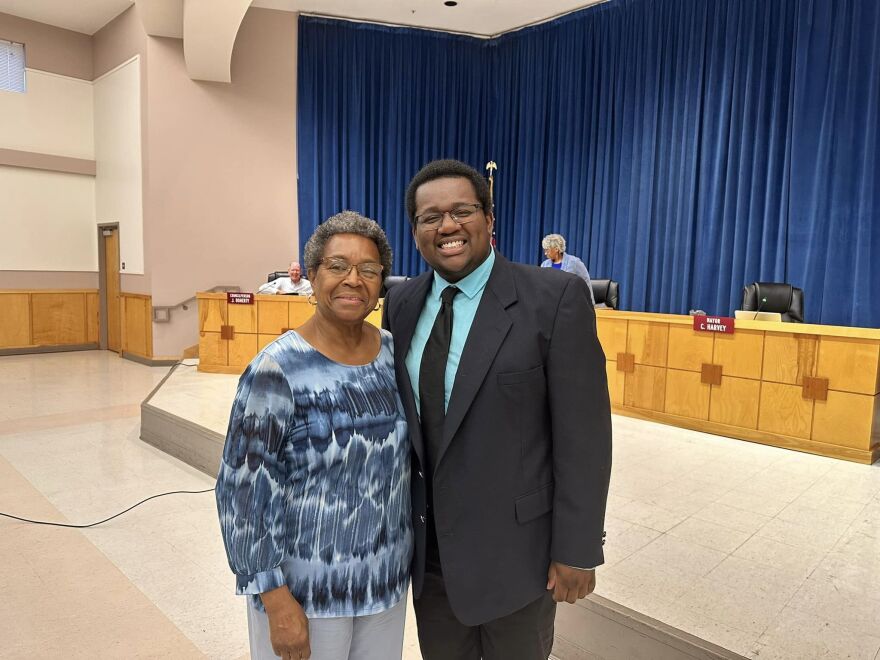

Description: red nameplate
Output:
[227,292,254,305]
[693,315,735,333]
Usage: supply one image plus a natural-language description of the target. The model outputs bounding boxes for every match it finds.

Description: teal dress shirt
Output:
[405,250,496,415]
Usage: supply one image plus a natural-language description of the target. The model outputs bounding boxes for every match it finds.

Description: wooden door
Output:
[102,228,121,352]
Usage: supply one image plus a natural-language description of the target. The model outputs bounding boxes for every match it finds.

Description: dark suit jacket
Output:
[383,252,612,626]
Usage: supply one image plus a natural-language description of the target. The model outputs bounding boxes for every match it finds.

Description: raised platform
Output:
[141,361,880,660]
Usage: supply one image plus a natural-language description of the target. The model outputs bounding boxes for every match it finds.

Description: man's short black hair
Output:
[405,159,492,225]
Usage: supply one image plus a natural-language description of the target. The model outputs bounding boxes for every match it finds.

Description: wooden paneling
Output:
[802,377,829,401]
[664,369,710,420]
[596,309,880,341]
[605,360,624,406]
[812,391,877,450]
[624,364,666,412]
[365,305,383,330]
[288,299,313,330]
[228,334,259,368]
[0,290,104,350]
[227,303,257,334]
[617,353,635,373]
[199,298,227,332]
[667,326,713,372]
[258,299,289,335]
[701,364,723,386]
[613,405,876,464]
[874,397,880,455]
[199,332,226,367]
[710,376,760,429]
[626,321,668,367]
[122,294,151,357]
[758,382,813,439]
[0,293,31,348]
[198,364,245,375]
[597,317,628,358]
[258,334,279,352]
[31,293,86,345]
[713,330,764,379]
[86,292,100,344]
[762,333,817,385]
[816,337,880,395]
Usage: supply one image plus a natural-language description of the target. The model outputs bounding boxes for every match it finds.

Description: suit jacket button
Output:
[418,471,424,478]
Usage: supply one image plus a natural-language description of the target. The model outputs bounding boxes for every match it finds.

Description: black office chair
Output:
[591,279,620,310]
[741,282,804,323]
[381,275,409,297]
[267,271,288,283]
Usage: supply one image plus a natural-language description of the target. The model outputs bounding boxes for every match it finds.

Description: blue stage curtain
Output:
[296,18,491,277]
[786,0,880,327]
[297,0,880,327]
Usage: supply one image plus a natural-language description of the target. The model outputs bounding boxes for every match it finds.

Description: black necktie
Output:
[419,285,460,469]
[419,285,459,572]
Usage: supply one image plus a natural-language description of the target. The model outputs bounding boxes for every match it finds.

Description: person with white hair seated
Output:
[540,234,596,305]
[257,261,313,295]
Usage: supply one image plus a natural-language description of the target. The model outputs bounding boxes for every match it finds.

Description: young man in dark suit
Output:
[383,159,612,660]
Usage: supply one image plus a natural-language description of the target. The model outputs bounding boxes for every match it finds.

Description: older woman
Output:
[540,233,596,305]
[216,211,412,660]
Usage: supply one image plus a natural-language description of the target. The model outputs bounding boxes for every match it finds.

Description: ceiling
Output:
[0,0,603,37]
[0,0,134,35]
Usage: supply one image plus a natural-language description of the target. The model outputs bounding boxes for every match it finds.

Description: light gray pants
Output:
[247,595,408,660]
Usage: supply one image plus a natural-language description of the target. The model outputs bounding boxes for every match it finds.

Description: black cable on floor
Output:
[0,488,215,529]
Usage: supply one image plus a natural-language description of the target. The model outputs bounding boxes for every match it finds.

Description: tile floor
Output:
[1,351,879,659]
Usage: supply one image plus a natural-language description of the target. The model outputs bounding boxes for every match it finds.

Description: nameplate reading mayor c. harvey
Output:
[693,315,735,334]
[227,292,254,305]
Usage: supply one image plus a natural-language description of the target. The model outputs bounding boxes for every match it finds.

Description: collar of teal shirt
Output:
[428,248,496,302]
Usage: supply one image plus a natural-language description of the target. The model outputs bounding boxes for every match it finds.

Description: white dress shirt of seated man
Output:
[258,261,313,295]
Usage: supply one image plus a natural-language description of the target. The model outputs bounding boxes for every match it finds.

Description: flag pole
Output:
[485,160,497,246]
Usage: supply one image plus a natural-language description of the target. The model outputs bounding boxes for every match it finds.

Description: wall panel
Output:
[31,292,87,345]
[0,167,97,271]
[0,293,31,347]
[121,293,152,357]
[0,69,93,158]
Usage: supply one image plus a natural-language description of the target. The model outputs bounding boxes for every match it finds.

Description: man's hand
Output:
[546,561,596,604]
[261,586,311,659]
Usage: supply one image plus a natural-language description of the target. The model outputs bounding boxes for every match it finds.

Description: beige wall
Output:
[0,12,92,80]
[93,6,151,298]
[0,69,94,158]
[145,7,299,356]
[94,57,145,275]
[0,64,97,277]
[0,6,300,356]
[0,167,97,272]
[0,271,99,289]
[0,12,98,286]
[93,6,147,80]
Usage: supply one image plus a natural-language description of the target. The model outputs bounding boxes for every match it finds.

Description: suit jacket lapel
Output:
[391,272,432,468]
[435,255,516,469]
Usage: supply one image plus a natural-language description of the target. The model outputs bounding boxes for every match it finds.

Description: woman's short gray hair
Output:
[303,210,393,278]
[541,233,566,253]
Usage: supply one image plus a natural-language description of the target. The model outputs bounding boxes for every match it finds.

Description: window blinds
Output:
[0,39,26,93]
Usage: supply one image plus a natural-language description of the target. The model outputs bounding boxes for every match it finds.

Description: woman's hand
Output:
[260,586,311,659]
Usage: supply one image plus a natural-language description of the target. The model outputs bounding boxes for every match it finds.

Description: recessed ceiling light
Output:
[444,1,458,6]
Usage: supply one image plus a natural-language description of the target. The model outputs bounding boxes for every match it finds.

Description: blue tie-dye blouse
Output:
[215,329,413,618]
